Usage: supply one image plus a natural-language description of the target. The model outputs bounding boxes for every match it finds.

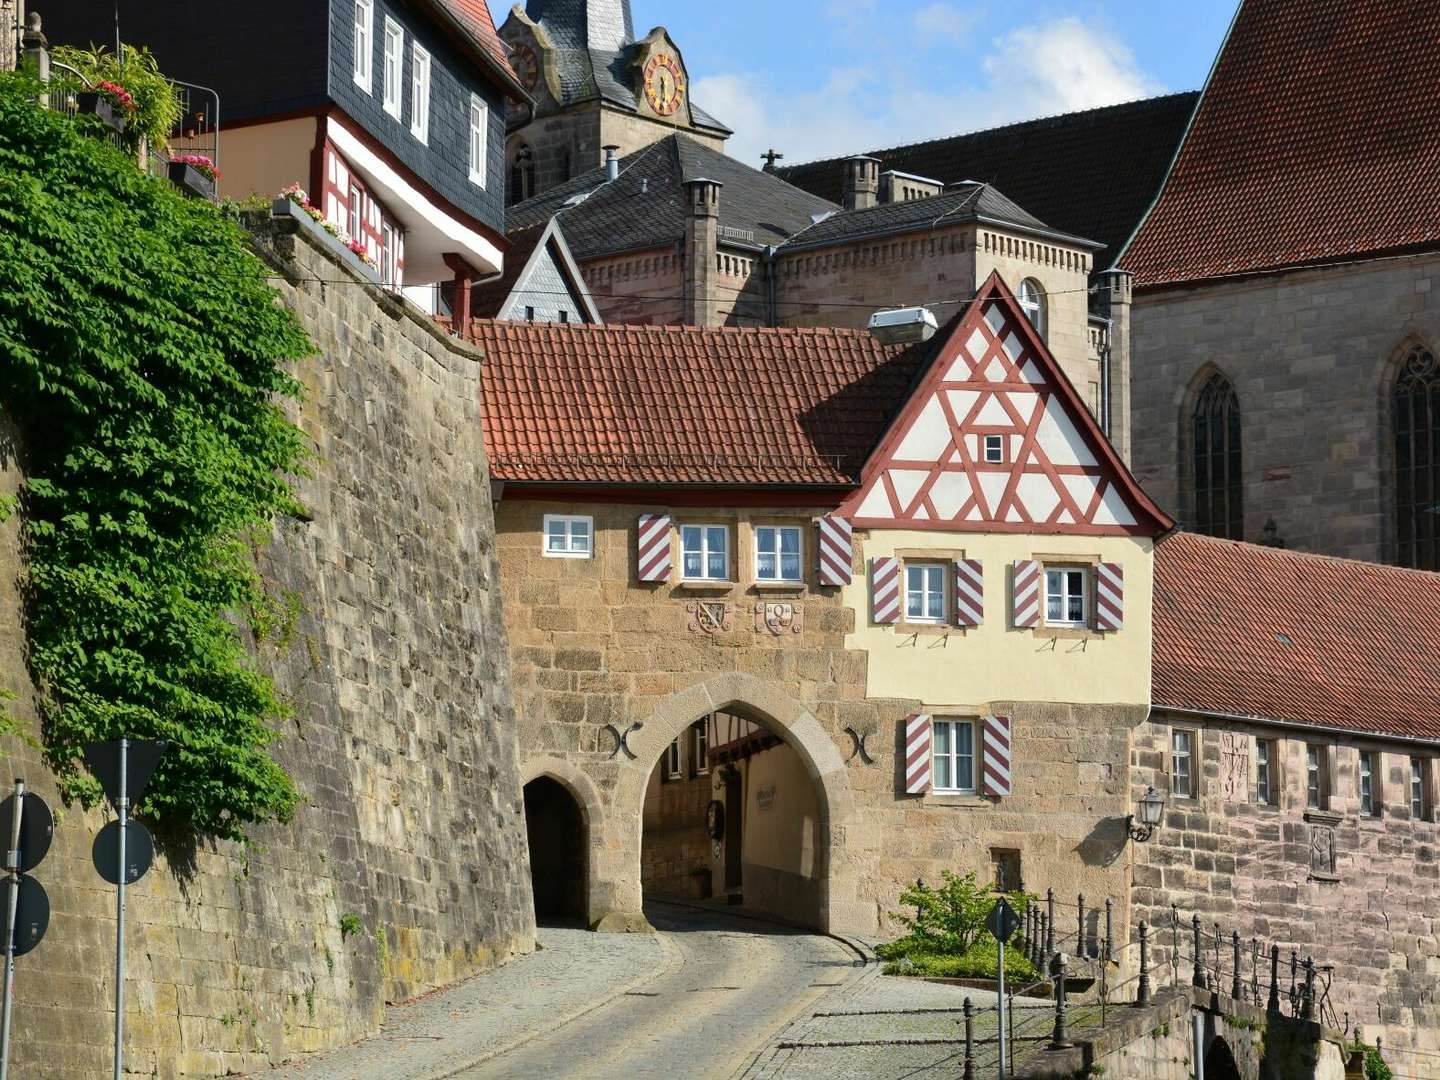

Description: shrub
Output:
[53,44,183,153]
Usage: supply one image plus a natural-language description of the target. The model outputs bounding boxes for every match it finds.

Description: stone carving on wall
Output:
[754,602,803,635]
[1220,731,1249,801]
[1310,826,1336,877]
[687,601,733,634]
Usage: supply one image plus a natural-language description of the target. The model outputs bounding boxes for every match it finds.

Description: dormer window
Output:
[353,0,374,93]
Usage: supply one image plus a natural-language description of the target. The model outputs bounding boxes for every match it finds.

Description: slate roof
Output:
[506,135,838,261]
[1120,0,1440,287]
[775,93,1198,271]
[471,223,548,319]
[474,319,937,486]
[780,183,1100,253]
[1153,532,1440,743]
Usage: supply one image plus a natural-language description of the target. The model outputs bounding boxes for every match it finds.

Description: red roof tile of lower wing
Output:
[1121,0,1440,287]
[1153,532,1440,742]
[434,0,523,89]
[474,320,930,486]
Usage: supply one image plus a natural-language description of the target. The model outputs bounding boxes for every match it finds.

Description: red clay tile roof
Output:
[474,320,933,485]
[1121,0,1440,287]
[1153,532,1440,742]
[432,0,525,92]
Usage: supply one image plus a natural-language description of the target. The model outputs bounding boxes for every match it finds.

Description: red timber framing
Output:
[839,273,1172,537]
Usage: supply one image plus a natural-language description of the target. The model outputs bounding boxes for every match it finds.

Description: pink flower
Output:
[173,154,220,179]
[95,80,137,112]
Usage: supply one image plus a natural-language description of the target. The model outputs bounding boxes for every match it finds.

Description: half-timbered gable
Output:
[841,272,1167,536]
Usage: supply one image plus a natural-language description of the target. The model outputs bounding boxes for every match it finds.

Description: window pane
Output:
[935,754,952,791]
[683,551,702,577]
[956,723,974,791]
[934,721,951,754]
[907,588,924,618]
[708,527,727,557]
[682,526,701,552]
[780,551,801,579]
[757,551,776,579]
[780,528,800,554]
[757,527,776,556]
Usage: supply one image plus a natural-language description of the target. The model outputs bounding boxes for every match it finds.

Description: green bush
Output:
[1345,1041,1393,1080]
[52,43,183,153]
[878,871,1040,982]
[0,73,310,841]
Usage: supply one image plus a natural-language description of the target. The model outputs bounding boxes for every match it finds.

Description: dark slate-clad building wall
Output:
[42,1,331,123]
[328,0,506,235]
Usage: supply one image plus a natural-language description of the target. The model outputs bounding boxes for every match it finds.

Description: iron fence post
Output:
[962,997,975,1080]
[1231,930,1243,1000]
[1046,888,1056,957]
[1137,920,1151,1006]
[1077,893,1086,958]
[1192,914,1206,988]
[1289,950,1299,1015]
[1049,952,1071,1049]
[1104,898,1113,963]
[1251,937,1260,1005]
[1301,957,1316,1021]
[1266,944,1280,1014]
[1171,904,1179,980]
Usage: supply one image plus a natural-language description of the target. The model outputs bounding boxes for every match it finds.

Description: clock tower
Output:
[498,1,731,203]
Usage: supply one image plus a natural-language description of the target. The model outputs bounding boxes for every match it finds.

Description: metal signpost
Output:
[986,897,1022,1079]
[0,780,54,1080]
[83,739,166,1080]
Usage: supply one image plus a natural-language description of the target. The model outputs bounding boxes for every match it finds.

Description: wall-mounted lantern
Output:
[1127,786,1166,842]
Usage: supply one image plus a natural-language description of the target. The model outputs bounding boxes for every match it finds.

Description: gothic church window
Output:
[1191,372,1243,539]
[1018,278,1046,340]
[1393,344,1439,570]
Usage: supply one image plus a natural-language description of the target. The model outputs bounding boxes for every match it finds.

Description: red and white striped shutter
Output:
[1095,562,1124,631]
[817,515,854,586]
[981,714,1013,796]
[1011,559,1042,628]
[636,513,672,582]
[871,557,901,624]
[904,713,933,794]
[952,558,983,627]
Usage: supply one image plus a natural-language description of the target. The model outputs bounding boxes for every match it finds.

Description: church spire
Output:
[525,0,634,51]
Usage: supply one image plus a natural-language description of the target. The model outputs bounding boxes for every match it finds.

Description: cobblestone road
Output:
[454,902,862,1080]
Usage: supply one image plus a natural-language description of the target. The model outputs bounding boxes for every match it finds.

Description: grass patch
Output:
[877,939,1041,982]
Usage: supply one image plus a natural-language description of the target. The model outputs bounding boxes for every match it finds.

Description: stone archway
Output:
[520,759,606,926]
[598,674,864,935]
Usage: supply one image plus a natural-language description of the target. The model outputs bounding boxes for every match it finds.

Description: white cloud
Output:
[697,14,1163,168]
[913,3,980,47]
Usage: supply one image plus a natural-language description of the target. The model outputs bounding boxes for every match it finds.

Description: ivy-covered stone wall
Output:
[0,215,535,1078]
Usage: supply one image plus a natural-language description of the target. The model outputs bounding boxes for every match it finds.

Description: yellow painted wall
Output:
[741,741,820,879]
[843,530,1154,707]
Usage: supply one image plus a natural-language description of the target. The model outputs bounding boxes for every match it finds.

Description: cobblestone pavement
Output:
[248,918,677,1080]
[453,901,863,1080]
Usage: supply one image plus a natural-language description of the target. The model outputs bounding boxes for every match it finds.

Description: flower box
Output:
[75,92,127,136]
[271,197,382,286]
[168,161,216,201]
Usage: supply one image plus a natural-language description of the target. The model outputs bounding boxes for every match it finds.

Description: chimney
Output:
[603,145,620,181]
[683,177,722,327]
[842,155,880,211]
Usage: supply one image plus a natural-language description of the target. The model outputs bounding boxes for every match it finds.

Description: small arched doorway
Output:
[640,709,824,928]
[1204,1034,1244,1080]
[523,777,587,924]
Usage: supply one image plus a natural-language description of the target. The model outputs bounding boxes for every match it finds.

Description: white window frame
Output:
[680,524,729,581]
[754,525,803,583]
[348,182,363,243]
[382,17,404,118]
[692,723,709,776]
[665,738,682,780]
[904,563,947,624]
[1018,277,1046,340]
[352,0,374,93]
[931,719,976,794]
[410,42,431,144]
[1044,566,1089,628]
[1171,729,1194,798]
[468,94,489,187]
[983,434,1005,464]
[1359,750,1378,817]
[1255,738,1274,805]
[542,514,592,558]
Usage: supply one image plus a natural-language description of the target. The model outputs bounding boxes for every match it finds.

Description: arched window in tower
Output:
[1191,372,1243,539]
[508,144,536,205]
[1394,344,1439,570]
[1018,278,1046,340]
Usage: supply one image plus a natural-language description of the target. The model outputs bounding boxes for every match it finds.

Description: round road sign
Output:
[8,874,50,956]
[0,791,54,873]
[92,819,155,886]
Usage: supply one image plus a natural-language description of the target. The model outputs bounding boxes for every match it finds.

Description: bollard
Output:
[1301,957,1316,1020]
[1192,914,1206,988]
[1232,930,1243,1000]
[1036,912,1048,967]
[1137,920,1151,1006]
[1077,893,1086,959]
[1046,888,1056,956]
[1026,904,1036,966]
[1289,950,1299,1014]
[961,997,975,1080]
[1104,898,1113,963]
[1266,944,1281,1014]
[1251,937,1261,1005]
[1049,952,1072,1048]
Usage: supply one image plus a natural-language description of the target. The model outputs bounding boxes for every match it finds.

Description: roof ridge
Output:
[468,317,878,341]
[1164,531,1440,580]
[778,91,1203,171]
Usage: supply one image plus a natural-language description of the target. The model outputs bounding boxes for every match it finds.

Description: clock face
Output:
[512,42,540,92]
[643,53,685,117]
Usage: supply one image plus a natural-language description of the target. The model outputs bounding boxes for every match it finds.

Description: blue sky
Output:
[488,1,1238,166]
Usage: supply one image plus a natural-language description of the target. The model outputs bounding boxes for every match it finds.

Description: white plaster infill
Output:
[325,116,503,282]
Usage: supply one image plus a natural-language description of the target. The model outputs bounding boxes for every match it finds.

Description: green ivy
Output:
[0,73,311,841]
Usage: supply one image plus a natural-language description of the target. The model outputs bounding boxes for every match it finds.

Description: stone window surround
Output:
[1305,743,1331,810]
[892,547,970,637]
[1254,735,1281,808]
[668,514,817,594]
[1031,551,1101,640]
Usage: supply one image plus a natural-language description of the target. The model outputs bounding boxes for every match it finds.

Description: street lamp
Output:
[1127,786,1165,842]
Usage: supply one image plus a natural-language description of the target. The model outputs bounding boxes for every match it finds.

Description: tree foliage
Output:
[0,73,311,841]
